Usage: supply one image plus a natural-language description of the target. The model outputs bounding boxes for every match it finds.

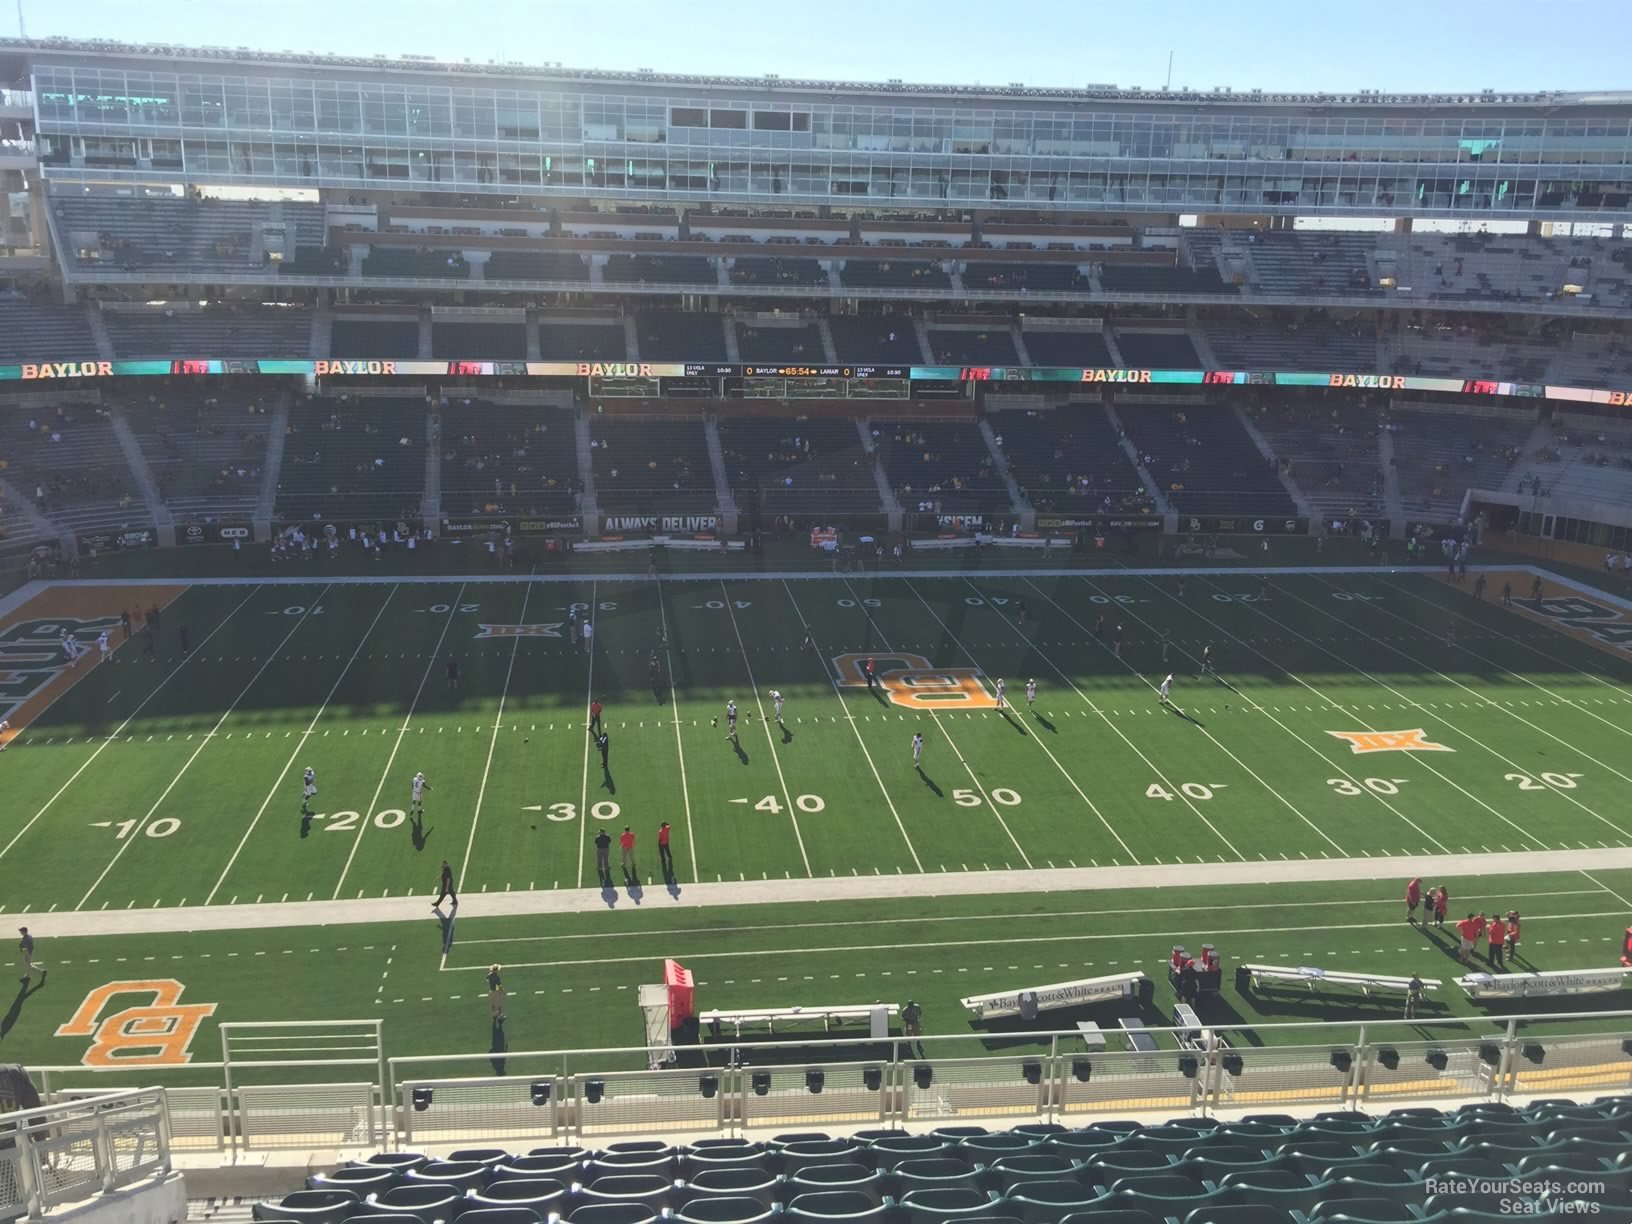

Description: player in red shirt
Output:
[1455,914,1480,964]
[1486,916,1507,970]
[1405,877,1422,924]
[618,826,637,882]
[590,698,604,734]
[657,821,673,880]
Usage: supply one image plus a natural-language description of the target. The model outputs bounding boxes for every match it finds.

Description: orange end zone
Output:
[1430,569,1632,664]
[0,583,189,747]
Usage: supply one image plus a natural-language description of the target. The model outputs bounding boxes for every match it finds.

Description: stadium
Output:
[0,23,1629,1224]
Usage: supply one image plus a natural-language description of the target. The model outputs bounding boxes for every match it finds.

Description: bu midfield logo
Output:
[832,652,998,709]
[474,623,563,638]
[1327,729,1454,754]
[57,980,218,1067]
[0,616,121,719]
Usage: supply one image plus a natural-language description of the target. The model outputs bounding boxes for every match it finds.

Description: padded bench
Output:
[702,1004,898,1037]
[960,972,1149,1021]
[1242,963,1442,998]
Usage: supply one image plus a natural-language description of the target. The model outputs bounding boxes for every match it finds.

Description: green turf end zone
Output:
[0,564,1628,1074]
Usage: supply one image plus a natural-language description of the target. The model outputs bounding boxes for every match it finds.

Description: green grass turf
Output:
[5,869,1631,1084]
[2,569,1631,912]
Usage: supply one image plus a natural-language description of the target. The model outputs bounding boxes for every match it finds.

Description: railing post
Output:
[156,1089,174,1176]
[94,1105,117,1194]
[1499,1018,1520,1100]
[1352,1026,1368,1107]
[20,1122,44,1218]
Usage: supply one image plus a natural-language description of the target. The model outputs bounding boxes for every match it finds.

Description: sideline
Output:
[22,845,1632,940]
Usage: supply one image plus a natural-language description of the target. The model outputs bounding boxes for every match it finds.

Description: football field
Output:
[2,564,1632,915]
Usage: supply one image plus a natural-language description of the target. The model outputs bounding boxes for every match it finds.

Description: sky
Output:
[12,0,1632,96]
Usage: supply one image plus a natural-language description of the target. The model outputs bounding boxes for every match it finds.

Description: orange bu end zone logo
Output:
[831,652,998,709]
[57,980,217,1067]
[1327,728,1454,754]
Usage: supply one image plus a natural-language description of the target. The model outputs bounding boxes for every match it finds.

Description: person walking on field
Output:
[433,859,457,909]
[487,964,506,1023]
[1405,877,1422,924]
[1487,914,1507,970]
[594,828,612,886]
[17,927,42,989]
[1433,885,1449,929]
[619,826,637,881]
[657,821,674,879]
[1404,972,1424,1020]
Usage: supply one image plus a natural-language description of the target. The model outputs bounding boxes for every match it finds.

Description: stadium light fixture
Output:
[411,1087,433,1112]
[530,1081,552,1106]
[805,1070,825,1094]
[698,1075,718,1099]
[751,1072,771,1096]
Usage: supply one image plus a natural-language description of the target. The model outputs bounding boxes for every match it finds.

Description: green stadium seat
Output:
[1316,1110,1374,1124]
[606,1141,676,1158]
[1084,1151,1173,1178]
[493,1154,583,1182]
[308,1166,399,1195]
[682,1167,780,1207]
[895,1158,982,1194]
[1173,1146,1282,1179]
[779,1140,867,1175]
[783,1190,891,1222]
[572,1174,674,1214]
[1325,1164,1415,1186]
[1416,1156,1512,1185]
[1328,1176,1425,1211]
[466,1178,570,1213]
[1218,1122,1294,1141]
[1384,1107,1446,1120]
[771,1133,836,1148]
[1013,1124,1067,1139]
[1515,1153,1611,1176]
[1368,1140,1454,1172]
[1309,1199,1421,1223]
[1559,1136,1632,1163]
[673,1196,778,1224]
[959,1134,1040,1160]
[1043,1132,1124,1159]
[1278,1142,1368,1175]
[1184,1207,1297,1224]
[898,1188,1000,1221]
[984,1154,1081,1193]
[1085,1122,1143,1137]
[1427,1191,1541,1215]
[1217,1170,1334,1215]
[566,1205,660,1224]
[405,1159,490,1193]
[853,1130,909,1143]
[527,1145,590,1162]
[1004,1180,1104,1223]
[363,1153,429,1175]
[1240,1114,1301,1128]
[449,1147,511,1167]
[682,1143,771,1176]
[784,1163,886,1207]
[1057,1211,1165,1224]
[348,1215,423,1224]
[869,1136,955,1170]
[1302,1122,1375,1142]
[1425,1214,1572,1224]
[253,1189,359,1223]
[584,1153,677,1182]
[931,1127,990,1140]
[1123,1126,1230,1157]
[459,1210,545,1224]
[363,1184,464,1223]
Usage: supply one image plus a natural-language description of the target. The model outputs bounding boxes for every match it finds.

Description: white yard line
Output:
[655,580,698,882]
[0,585,262,867]
[1267,579,1632,801]
[720,581,812,876]
[457,579,534,892]
[574,580,599,889]
[837,576,1036,868]
[1579,871,1632,910]
[330,583,468,899]
[204,584,402,904]
[77,586,336,909]
[900,578,1133,864]
[1183,573,1629,844]
[1056,575,1437,857]
[779,578,924,873]
[961,577,1243,859]
[1311,572,1632,739]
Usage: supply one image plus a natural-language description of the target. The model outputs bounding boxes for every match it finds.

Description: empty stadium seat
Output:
[1216,1170,1331,1215]
[567,1205,660,1224]
[583,1152,677,1182]
[1102,1175,1225,1214]
[674,1197,778,1224]
[1056,1211,1165,1224]
[309,1165,400,1195]
[896,1158,982,1194]
[1005,1180,1104,1222]
[1085,1151,1174,1178]
[1186,1208,1296,1224]
[681,1166,780,1207]
[573,1174,673,1214]
[1309,1198,1419,1223]
[778,1139,866,1175]
[459,1210,545,1224]
[405,1159,490,1192]
[984,1153,1081,1193]
[898,1187,1001,1221]
[959,1133,1040,1160]
[365,1153,429,1173]
[466,1178,570,1213]
[364,1184,465,1222]
[783,1162,887,1206]
[253,1189,359,1223]
[784,1190,891,1222]
[493,1153,583,1182]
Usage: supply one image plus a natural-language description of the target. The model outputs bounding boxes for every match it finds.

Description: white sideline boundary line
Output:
[778,578,923,873]
[0,586,263,869]
[458,579,534,893]
[330,583,467,899]
[76,586,336,909]
[205,583,402,904]
[575,580,598,889]
[720,581,812,877]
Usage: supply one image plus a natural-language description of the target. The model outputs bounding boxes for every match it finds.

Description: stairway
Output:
[1377,426,1406,525]
[308,303,332,359]
[573,400,600,525]
[420,409,442,526]
[0,474,77,557]
[417,309,433,359]
[911,318,935,365]
[1103,401,1172,516]
[108,408,174,543]
[1233,404,1312,518]
[703,417,739,531]
[623,315,641,362]
[978,416,1031,522]
[524,309,542,360]
[723,319,742,365]
[254,391,291,538]
[816,317,839,363]
[1010,325,1034,368]
[857,418,904,531]
[1102,328,1127,367]
[85,303,114,361]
